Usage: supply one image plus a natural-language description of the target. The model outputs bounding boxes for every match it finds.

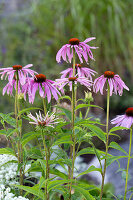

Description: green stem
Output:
[85,106,90,119]
[72,52,75,77]
[15,71,23,195]
[124,126,132,200]
[100,82,110,200]
[43,98,47,116]
[18,97,24,187]
[69,50,76,200]
[15,71,20,162]
[8,136,17,158]
[42,132,49,200]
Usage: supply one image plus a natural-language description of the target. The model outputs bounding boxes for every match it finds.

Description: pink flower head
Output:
[55,76,92,91]
[26,74,61,104]
[111,107,133,128]
[61,64,97,81]
[93,71,129,96]
[2,78,21,96]
[0,64,37,85]
[56,37,98,63]
[28,111,58,128]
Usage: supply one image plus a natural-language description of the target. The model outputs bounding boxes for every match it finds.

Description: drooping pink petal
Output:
[83,37,96,43]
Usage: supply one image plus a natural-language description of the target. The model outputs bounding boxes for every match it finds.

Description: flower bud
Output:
[85,91,93,103]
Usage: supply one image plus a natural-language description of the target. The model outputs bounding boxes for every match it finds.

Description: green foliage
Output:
[0,147,16,156]
[0,113,16,127]
[14,185,44,199]
[76,165,102,178]
[109,141,128,155]
[72,185,96,200]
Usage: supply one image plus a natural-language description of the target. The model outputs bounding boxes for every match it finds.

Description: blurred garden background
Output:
[0,0,133,115]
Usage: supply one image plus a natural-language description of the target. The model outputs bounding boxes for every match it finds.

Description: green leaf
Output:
[109,126,129,133]
[50,168,68,179]
[106,155,127,166]
[76,165,102,178]
[39,176,46,190]
[75,119,104,126]
[22,131,41,146]
[82,124,106,142]
[122,171,131,181]
[77,183,100,192]
[0,148,16,156]
[55,106,71,120]
[75,104,103,111]
[0,129,7,135]
[109,142,128,155]
[52,136,73,146]
[77,147,105,157]
[59,95,71,101]
[14,185,44,199]
[72,185,96,200]
[0,113,16,127]
[109,133,121,139]
[6,128,18,137]
[18,107,41,115]
[128,187,133,192]
[48,179,73,192]
[37,159,46,172]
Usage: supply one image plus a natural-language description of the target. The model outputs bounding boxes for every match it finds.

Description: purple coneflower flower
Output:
[55,76,92,91]
[56,37,98,63]
[111,108,133,128]
[28,111,58,128]
[93,71,129,96]
[61,64,97,81]
[3,78,21,96]
[0,64,37,85]
[26,74,61,104]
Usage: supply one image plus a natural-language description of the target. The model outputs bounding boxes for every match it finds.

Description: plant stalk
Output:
[100,82,110,200]
[69,50,76,200]
[124,126,132,200]
[42,132,49,200]
[43,98,47,116]
[15,71,23,194]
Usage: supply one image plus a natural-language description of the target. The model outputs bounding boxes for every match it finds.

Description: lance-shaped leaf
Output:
[14,185,44,199]
[76,165,102,178]
[109,142,128,155]
[75,103,103,111]
[109,126,129,133]
[72,185,96,200]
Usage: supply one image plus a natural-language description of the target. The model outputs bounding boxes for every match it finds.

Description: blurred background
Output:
[0,0,133,114]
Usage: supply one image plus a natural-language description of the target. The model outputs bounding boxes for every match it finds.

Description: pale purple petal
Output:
[83,37,96,43]
[43,82,51,103]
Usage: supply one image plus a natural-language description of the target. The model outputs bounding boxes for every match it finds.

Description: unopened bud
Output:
[18,93,24,101]
[85,91,93,103]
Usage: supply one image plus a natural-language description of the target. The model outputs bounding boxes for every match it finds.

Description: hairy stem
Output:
[100,82,110,200]
[124,126,132,200]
